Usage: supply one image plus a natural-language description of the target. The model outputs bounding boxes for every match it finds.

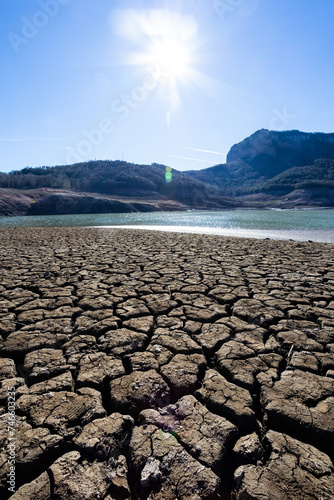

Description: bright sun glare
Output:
[147,37,192,78]
[114,9,200,114]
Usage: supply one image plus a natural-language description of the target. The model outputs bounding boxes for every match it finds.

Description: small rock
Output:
[232,432,263,465]
[140,457,161,487]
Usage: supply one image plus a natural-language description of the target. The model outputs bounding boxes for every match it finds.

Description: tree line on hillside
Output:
[253,159,334,193]
[2,156,333,199]
[187,158,334,195]
[0,161,161,193]
[0,160,236,208]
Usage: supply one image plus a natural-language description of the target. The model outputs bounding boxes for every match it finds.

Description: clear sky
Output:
[1,0,334,173]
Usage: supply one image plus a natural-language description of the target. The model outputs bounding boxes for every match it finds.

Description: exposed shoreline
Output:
[93,224,334,243]
[1,209,334,244]
[0,228,333,499]
[1,185,334,219]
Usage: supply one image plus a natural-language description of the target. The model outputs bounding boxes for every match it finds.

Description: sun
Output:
[146,37,193,79]
[113,9,202,114]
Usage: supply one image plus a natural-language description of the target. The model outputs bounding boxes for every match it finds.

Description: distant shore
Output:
[1,184,334,219]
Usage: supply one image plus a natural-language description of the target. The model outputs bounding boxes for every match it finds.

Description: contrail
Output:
[184,147,226,156]
[168,155,217,164]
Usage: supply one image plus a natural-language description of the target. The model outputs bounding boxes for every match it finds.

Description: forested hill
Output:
[0,160,239,216]
[0,161,176,193]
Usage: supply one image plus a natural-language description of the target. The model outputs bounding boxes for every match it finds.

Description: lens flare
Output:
[165,166,172,183]
[113,9,200,113]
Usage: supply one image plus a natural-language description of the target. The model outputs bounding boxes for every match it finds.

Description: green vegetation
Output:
[256,159,334,193]
[187,160,268,196]
[0,160,237,210]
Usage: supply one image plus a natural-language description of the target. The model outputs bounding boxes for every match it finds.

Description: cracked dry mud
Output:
[0,227,334,500]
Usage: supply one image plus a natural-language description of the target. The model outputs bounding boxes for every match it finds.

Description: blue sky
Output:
[1,0,334,173]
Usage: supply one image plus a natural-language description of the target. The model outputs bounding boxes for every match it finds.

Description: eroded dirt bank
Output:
[0,227,333,499]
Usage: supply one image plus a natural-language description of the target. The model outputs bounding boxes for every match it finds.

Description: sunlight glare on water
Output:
[1,210,334,242]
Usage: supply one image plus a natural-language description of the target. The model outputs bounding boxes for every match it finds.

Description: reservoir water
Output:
[0,209,334,243]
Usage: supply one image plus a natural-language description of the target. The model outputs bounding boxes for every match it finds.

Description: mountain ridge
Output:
[1,129,334,216]
[187,129,334,198]
[227,129,334,177]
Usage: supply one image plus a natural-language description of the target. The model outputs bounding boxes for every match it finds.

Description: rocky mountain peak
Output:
[227,129,334,177]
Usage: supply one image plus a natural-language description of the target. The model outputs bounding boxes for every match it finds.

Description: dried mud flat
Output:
[0,227,334,500]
